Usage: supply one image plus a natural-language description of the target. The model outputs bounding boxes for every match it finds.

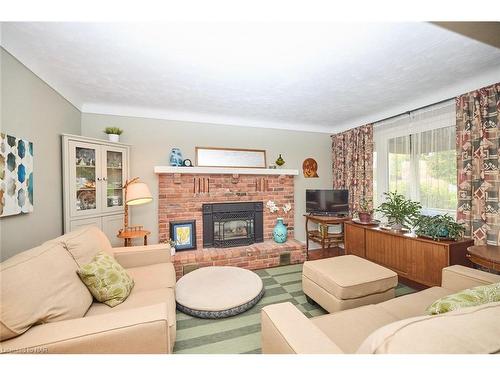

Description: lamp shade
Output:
[125,181,153,206]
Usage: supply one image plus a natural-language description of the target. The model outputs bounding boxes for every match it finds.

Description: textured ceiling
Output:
[2,22,500,133]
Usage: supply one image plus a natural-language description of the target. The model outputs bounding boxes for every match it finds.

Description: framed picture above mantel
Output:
[195,147,267,168]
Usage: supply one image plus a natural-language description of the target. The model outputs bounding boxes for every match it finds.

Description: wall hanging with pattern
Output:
[0,133,34,217]
[302,158,319,178]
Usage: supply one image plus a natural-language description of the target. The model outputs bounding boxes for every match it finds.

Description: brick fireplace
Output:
[156,169,306,278]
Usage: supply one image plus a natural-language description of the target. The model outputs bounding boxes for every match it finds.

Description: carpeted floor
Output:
[173,263,415,354]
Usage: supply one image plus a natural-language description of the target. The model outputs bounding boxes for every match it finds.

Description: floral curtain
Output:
[331,124,373,213]
[456,82,500,245]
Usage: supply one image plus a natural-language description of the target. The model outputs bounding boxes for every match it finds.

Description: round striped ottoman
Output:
[175,266,265,319]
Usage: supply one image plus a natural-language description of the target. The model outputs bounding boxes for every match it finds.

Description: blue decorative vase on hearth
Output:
[169,148,183,166]
[273,218,288,243]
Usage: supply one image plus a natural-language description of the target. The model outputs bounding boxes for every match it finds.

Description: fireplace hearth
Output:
[203,202,264,248]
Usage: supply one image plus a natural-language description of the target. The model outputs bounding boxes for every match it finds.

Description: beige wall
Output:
[0,48,81,260]
[81,113,333,244]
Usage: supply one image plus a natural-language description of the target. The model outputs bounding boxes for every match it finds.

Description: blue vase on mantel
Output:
[273,218,288,243]
[169,148,183,166]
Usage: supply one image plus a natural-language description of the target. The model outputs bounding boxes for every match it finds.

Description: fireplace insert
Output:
[203,202,264,248]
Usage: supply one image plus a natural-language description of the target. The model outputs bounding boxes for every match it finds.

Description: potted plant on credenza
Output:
[375,191,421,231]
[357,198,373,223]
[413,214,465,241]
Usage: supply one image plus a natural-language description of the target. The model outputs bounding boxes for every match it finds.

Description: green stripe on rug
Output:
[173,263,415,354]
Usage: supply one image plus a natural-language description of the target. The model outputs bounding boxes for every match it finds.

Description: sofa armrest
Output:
[261,302,343,354]
[442,265,500,292]
[112,244,172,268]
[0,304,171,354]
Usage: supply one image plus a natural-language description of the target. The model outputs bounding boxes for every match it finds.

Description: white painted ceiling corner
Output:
[2,22,500,134]
[81,103,332,133]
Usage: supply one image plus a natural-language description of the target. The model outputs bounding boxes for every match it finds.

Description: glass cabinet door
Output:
[102,146,127,213]
[69,141,102,216]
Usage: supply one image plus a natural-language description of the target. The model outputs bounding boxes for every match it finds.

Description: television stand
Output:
[303,214,351,260]
[310,212,346,218]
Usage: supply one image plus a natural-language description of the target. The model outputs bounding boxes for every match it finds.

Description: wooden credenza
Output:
[344,222,474,287]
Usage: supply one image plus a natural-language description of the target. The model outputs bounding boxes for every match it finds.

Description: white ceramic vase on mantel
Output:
[108,134,120,143]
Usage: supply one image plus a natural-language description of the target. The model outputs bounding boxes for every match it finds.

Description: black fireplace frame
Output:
[203,201,264,248]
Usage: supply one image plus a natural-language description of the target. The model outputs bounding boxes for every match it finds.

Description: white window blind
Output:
[374,100,457,217]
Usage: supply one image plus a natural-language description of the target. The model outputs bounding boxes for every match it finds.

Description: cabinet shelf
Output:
[307,230,344,241]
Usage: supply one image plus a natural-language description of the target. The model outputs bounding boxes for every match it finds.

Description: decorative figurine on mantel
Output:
[169,148,183,166]
[275,154,285,168]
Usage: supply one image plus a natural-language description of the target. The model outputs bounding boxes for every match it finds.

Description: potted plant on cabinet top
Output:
[375,191,421,231]
[104,127,123,143]
[357,198,373,223]
[413,214,465,241]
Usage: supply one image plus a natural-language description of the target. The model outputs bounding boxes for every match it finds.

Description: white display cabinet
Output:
[62,134,130,246]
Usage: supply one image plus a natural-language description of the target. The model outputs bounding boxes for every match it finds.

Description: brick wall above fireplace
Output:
[158,173,295,249]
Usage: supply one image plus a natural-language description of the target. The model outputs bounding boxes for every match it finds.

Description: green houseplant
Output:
[375,192,421,231]
[357,198,373,223]
[104,127,124,143]
[414,214,465,241]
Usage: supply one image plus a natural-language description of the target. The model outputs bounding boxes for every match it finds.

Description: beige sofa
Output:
[262,265,500,354]
[0,226,177,354]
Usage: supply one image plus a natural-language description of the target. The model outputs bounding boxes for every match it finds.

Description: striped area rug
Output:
[173,263,415,354]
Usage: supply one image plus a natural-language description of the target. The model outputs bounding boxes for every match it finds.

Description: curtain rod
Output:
[372,97,455,128]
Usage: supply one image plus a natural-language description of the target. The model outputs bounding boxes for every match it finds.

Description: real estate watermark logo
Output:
[1,346,48,354]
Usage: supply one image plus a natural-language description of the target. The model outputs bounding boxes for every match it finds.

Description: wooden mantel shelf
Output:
[154,166,299,176]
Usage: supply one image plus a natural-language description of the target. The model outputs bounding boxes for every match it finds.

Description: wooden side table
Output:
[117,229,151,247]
[304,214,351,260]
[467,245,500,272]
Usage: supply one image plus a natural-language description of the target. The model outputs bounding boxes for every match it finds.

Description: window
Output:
[388,135,411,197]
[415,126,457,213]
[374,100,457,217]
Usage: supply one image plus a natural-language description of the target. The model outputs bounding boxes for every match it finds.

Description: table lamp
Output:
[123,177,153,229]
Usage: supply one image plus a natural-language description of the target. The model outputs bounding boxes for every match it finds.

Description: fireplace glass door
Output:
[213,219,254,247]
[203,202,263,248]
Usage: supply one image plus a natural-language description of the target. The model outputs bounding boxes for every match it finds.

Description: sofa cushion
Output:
[426,282,500,315]
[85,288,176,327]
[442,265,500,292]
[303,255,398,300]
[357,302,500,354]
[47,226,112,267]
[0,242,93,341]
[77,251,135,307]
[377,286,452,320]
[126,263,176,292]
[311,304,399,353]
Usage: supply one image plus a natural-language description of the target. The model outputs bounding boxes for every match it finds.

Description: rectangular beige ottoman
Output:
[302,255,398,313]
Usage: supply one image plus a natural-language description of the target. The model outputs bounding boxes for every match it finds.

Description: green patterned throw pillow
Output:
[77,251,134,307]
[426,282,500,315]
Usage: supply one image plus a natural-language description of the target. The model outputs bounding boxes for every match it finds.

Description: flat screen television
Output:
[306,189,349,216]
